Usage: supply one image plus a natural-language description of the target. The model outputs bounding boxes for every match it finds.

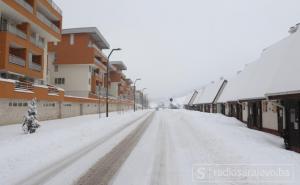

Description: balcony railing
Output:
[95,58,106,69]
[0,22,27,40]
[30,36,45,48]
[9,54,26,67]
[14,0,33,13]
[46,0,62,15]
[29,62,42,71]
[15,81,34,91]
[37,12,60,33]
[48,85,59,94]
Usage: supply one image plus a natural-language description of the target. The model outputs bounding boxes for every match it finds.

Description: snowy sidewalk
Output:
[0,111,150,185]
[112,110,300,185]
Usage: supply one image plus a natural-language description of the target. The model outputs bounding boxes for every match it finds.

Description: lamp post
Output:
[141,88,147,110]
[106,48,122,118]
[133,78,141,112]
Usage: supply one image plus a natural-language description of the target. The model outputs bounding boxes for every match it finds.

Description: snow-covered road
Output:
[1,110,300,185]
[112,110,300,185]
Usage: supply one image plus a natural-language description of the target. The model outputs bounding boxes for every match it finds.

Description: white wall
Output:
[109,82,119,97]
[0,99,133,125]
[51,64,91,97]
[262,100,278,131]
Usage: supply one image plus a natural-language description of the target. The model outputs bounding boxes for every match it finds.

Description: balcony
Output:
[37,12,60,33]
[15,81,34,91]
[95,58,107,69]
[9,54,26,67]
[30,36,45,48]
[29,62,42,71]
[46,0,62,15]
[0,22,27,40]
[14,0,33,13]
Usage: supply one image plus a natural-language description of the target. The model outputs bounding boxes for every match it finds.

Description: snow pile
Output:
[0,111,148,185]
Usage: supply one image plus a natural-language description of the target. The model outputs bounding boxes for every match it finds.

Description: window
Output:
[55,78,65,85]
[89,78,91,84]
[89,66,92,73]
[70,34,74,45]
[54,65,58,72]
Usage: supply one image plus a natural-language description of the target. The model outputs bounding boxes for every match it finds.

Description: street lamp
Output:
[106,48,122,118]
[141,88,147,110]
[133,78,141,112]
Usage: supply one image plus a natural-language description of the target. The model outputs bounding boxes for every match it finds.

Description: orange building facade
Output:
[0,5,134,125]
[0,0,62,81]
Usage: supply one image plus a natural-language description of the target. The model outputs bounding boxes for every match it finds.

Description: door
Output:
[221,104,225,115]
[277,106,284,136]
[256,101,262,129]
[285,101,300,149]
[236,104,243,121]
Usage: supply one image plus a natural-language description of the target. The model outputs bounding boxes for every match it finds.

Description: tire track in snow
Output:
[15,112,152,185]
[149,113,168,185]
[75,112,155,185]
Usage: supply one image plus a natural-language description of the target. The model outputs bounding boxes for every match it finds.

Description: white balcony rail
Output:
[14,0,33,13]
[9,54,26,67]
[30,36,45,48]
[37,12,60,33]
[47,0,62,15]
[29,62,42,71]
[0,22,27,39]
[95,58,106,69]
[7,24,27,39]
[15,81,34,91]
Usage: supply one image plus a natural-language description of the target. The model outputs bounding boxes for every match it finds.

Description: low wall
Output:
[0,79,133,125]
[0,98,133,125]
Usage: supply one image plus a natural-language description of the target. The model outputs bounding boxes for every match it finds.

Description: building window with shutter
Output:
[55,78,65,85]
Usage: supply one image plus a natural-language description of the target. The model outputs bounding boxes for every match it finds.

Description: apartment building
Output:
[0,0,62,83]
[109,61,127,98]
[48,27,110,98]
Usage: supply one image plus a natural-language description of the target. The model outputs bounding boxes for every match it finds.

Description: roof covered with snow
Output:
[265,29,300,96]
[193,79,227,104]
[183,92,196,105]
[218,27,300,102]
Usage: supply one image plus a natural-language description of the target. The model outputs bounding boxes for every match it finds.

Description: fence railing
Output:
[0,22,27,39]
[15,81,34,91]
[14,0,33,13]
[48,85,60,94]
[37,12,60,33]
[9,54,26,67]
[46,0,62,15]
[29,62,42,71]
[95,58,107,69]
[30,36,45,48]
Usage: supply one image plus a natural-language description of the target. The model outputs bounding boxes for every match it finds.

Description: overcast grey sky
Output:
[55,0,300,101]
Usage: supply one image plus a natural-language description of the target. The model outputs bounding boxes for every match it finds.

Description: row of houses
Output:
[0,0,147,125]
[184,23,300,153]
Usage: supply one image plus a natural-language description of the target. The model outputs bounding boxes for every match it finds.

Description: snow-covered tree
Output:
[22,98,40,134]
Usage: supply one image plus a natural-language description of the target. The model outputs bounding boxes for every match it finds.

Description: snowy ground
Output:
[0,110,300,185]
[112,110,300,185]
[0,111,151,185]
